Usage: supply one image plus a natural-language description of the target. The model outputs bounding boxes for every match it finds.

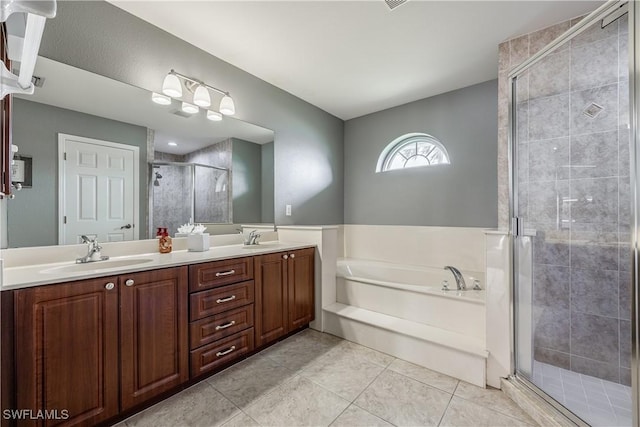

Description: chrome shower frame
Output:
[507,1,638,425]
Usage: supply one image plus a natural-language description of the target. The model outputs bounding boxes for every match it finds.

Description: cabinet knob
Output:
[290,253,295,259]
[125,279,135,287]
[105,282,115,290]
[283,254,288,260]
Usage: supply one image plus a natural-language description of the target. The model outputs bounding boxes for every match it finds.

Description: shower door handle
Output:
[120,224,132,229]
[511,217,524,238]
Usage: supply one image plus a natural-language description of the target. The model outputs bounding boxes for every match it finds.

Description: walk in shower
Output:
[150,162,230,236]
[510,2,636,426]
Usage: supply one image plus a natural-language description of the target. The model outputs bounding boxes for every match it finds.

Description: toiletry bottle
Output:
[159,228,172,254]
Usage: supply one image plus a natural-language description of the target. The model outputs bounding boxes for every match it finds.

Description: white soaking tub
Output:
[324,258,488,386]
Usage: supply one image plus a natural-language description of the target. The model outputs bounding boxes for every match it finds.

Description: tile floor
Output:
[532,361,632,427]
[119,329,538,427]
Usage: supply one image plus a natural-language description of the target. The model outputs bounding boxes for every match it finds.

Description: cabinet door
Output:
[288,248,315,331]
[120,267,189,410]
[254,252,288,347]
[15,277,120,427]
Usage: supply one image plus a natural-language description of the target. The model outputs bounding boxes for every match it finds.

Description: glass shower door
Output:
[512,9,632,427]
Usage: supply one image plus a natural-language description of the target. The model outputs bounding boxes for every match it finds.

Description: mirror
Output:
[3,57,275,248]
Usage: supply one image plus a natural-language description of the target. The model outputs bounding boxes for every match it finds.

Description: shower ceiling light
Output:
[181,102,199,114]
[207,110,223,121]
[151,92,172,105]
[168,142,177,146]
[157,70,236,118]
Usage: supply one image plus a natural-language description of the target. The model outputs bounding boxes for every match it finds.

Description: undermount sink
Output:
[41,258,154,274]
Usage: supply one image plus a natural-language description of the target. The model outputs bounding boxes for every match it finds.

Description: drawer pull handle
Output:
[216,295,237,303]
[290,253,295,259]
[125,279,134,287]
[216,346,236,357]
[105,282,115,290]
[283,254,288,260]
[215,269,236,277]
[215,320,236,330]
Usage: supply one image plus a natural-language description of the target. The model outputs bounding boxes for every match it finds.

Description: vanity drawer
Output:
[190,280,254,321]
[190,328,254,377]
[190,304,254,349]
[190,257,254,292]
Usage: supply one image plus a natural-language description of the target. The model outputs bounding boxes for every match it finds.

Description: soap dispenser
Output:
[158,227,172,254]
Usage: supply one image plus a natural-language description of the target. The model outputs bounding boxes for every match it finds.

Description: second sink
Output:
[41,258,154,274]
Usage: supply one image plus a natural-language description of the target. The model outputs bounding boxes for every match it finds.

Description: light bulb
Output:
[162,73,182,97]
[193,84,211,107]
[219,95,236,115]
[151,92,172,105]
[181,102,199,114]
[207,110,223,121]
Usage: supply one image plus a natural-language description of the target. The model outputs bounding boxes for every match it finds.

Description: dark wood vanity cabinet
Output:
[14,276,121,426]
[188,260,256,378]
[255,248,315,347]
[6,249,314,426]
[12,266,189,425]
[119,267,189,410]
[287,247,315,331]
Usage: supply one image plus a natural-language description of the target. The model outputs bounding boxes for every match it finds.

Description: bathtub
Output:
[335,258,486,340]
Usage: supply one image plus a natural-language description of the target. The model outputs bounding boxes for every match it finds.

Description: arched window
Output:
[376,133,450,173]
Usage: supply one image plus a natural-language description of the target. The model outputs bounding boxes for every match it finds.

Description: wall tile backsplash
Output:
[499,15,632,385]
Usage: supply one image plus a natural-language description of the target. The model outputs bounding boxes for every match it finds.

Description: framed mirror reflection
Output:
[3,57,275,248]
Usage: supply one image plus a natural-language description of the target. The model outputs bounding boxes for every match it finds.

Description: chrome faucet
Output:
[444,266,466,290]
[76,236,109,264]
[244,230,261,246]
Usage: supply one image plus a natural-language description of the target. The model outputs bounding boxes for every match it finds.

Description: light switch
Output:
[285,204,292,216]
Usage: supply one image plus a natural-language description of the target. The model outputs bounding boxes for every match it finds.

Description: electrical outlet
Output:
[285,204,292,216]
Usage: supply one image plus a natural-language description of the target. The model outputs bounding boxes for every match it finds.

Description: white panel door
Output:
[59,134,139,245]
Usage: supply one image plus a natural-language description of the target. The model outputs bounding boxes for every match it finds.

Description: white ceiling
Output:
[110,1,603,120]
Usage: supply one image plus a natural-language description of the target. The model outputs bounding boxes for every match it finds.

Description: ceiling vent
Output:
[172,110,193,119]
[384,0,408,11]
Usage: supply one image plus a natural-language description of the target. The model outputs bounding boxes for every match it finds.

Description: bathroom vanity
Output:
[1,243,315,427]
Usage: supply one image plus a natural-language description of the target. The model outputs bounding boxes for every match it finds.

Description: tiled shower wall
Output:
[152,140,231,233]
[499,16,632,385]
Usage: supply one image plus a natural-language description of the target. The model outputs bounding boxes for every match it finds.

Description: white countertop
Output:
[2,241,315,290]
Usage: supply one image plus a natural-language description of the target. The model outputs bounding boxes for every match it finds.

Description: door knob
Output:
[120,224,132,229]
[105,282,115,290]
[125,279,134,286]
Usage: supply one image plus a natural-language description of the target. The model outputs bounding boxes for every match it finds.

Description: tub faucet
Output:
[444,266,466,290]
[76,236,109,264]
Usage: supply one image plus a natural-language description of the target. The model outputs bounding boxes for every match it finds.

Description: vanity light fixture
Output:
[193,84,211,108]
[151,92,172,105]
[160,70,236,116]
[206,110,223,121]
[219,95,236,116]
[181,101,199,114]
[162,73,182,98]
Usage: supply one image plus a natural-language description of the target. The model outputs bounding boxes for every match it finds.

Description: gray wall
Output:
[261,142,275,223]
[40,1,344,226]
[8,98,147,247]
[344,80,498,227]
[232,138,262,224]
